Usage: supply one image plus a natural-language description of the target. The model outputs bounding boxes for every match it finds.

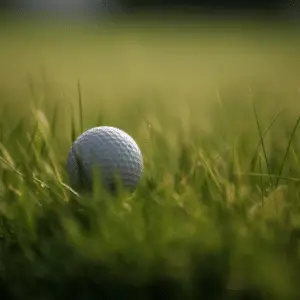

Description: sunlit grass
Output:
[0,16,300,299]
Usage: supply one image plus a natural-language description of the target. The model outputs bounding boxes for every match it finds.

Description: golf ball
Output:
[66,126,143,191]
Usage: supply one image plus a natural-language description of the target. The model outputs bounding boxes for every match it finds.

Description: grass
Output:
[1,14,300,299]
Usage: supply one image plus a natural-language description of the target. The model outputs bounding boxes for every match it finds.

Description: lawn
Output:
[0,13,300,299]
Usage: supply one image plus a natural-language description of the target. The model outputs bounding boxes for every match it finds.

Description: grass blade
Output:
[276,116,300,187]
[70,105,78,143]
[77,80,84,133]
[250,108,283,171]
[252,102,272,186]
[258,154,264,206]
[0,155,50,188]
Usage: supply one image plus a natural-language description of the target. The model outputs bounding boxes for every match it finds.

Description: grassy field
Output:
[1,14,300,299]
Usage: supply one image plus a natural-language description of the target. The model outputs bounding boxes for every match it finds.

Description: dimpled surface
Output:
[66,126,143,191]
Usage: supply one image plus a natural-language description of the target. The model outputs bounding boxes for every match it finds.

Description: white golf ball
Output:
[66,126,143,192]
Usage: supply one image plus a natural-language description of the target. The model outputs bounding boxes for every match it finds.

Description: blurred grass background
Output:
[1,14,300,299]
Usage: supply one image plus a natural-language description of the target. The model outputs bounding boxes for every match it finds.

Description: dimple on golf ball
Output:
[66,126,143,192]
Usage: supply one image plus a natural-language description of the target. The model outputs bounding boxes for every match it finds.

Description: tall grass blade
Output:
[276,116,300,187]
[250,109,282,171]
[77,80,84,133]
[70,105,78,143]
[258,154,264,206]
[252,102,272,186]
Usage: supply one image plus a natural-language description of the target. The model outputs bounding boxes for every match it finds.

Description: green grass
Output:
[1,15,300,299]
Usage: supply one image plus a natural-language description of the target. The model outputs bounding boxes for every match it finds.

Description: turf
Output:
[1,14,300,299]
